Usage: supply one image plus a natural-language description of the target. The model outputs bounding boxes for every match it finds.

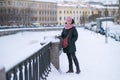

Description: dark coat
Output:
[61,27,78,53]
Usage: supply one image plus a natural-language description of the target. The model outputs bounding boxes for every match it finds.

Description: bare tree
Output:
[119,0,120,17]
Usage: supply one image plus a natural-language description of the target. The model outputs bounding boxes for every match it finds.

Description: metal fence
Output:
[6,42,51,80]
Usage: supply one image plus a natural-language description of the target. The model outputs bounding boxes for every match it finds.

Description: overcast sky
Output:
[56,0,118,2]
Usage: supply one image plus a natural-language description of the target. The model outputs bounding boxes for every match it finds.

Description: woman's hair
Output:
[71,19,75,24]
[65,19,75,24]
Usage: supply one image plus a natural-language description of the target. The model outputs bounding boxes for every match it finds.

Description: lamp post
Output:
[82,12,85,26]
[104,8,108,43]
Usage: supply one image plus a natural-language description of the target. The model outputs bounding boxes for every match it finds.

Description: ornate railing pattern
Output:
[6,42,51,80]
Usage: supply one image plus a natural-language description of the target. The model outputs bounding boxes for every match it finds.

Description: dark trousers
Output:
[66,52,80,71]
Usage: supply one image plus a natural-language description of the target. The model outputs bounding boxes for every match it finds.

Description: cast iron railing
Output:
[6,42,51,80]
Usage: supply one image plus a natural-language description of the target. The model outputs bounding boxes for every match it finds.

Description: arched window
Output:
[59,11,62,14]
[59,17,62,20]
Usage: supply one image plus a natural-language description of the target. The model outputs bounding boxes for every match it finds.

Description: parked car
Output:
[108,24,120,41]
[100,21,115,35]
[91,25,97,32]
[85,22,96,30]
[99,27,105,35]
[115,32,120,41]
[108,29,116,39]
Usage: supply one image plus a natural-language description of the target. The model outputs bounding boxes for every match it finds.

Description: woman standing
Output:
[61,16,81,74]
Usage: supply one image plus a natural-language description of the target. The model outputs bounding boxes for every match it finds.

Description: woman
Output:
[61,16,81,74]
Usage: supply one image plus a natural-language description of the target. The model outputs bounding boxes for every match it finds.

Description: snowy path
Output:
[47,28,120,80]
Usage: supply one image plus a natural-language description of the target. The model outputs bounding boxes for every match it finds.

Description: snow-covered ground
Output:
[47,28,120,80]
[0,27,120,80]
[0,30,61,71]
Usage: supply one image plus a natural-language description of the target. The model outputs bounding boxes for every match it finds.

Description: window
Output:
[39,17,41,21]
[55,18,57,21]
[0,2,2,6]
[64,11,66,14]
[83,11,84,15]
[47,11,49,15]
[52,11,54,15]
[39,11,41,15]
[45,11,46,15]
[73,11,75,14]
[64,17,66,20]
[77,17,78,20]
[73,17,75,20]
[67,11,69,14]
[79,11,81,14]
[8,1,11,5]
[2,8,6,14]
[59,17,62,20]
[55,11,57,15]
[0,8,2,13]
[59,11,62,14]
[8,9,10,14]
[77,11,78,14]
[42,11,44,15]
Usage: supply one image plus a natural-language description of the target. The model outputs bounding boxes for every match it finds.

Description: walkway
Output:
[47,28,120,80]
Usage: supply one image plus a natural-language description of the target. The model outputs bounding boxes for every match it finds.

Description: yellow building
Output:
[57,2,96,26]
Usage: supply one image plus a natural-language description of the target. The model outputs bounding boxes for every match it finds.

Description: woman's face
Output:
[66,20,72,24]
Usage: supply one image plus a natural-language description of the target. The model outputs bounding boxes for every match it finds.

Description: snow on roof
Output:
[57,3,77,7]
[32,0,57,3]
[103,1,118,5]
[79,4,89,8]
[84,0,118,4]
[57,3,89,8]
[90,4,105,9]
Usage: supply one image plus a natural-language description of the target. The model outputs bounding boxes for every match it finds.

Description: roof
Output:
[57,3,90,8]
[32,0,57,3]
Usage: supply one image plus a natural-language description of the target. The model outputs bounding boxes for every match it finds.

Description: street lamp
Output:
[104,8,108,43]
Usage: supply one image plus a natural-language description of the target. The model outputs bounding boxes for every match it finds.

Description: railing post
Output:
[35,55,38,80]
[19,65,23,80]
[6,72,11,80]
[33,58,35,80]
[48,45,51,72]
[39,54,42,80]
[29,59,32,80]
[41,52,46,80]
[13,68,18,80]
[24,62,28,80]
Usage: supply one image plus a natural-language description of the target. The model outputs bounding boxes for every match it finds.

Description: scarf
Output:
[64,24,73,29]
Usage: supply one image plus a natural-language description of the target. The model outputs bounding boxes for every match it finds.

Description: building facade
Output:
[0,0,118,26]
[57,2,98,26]
[0,0,57,26]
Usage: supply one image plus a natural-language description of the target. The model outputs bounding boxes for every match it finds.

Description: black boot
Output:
[76,69,81,74]
[66,70,74,73]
